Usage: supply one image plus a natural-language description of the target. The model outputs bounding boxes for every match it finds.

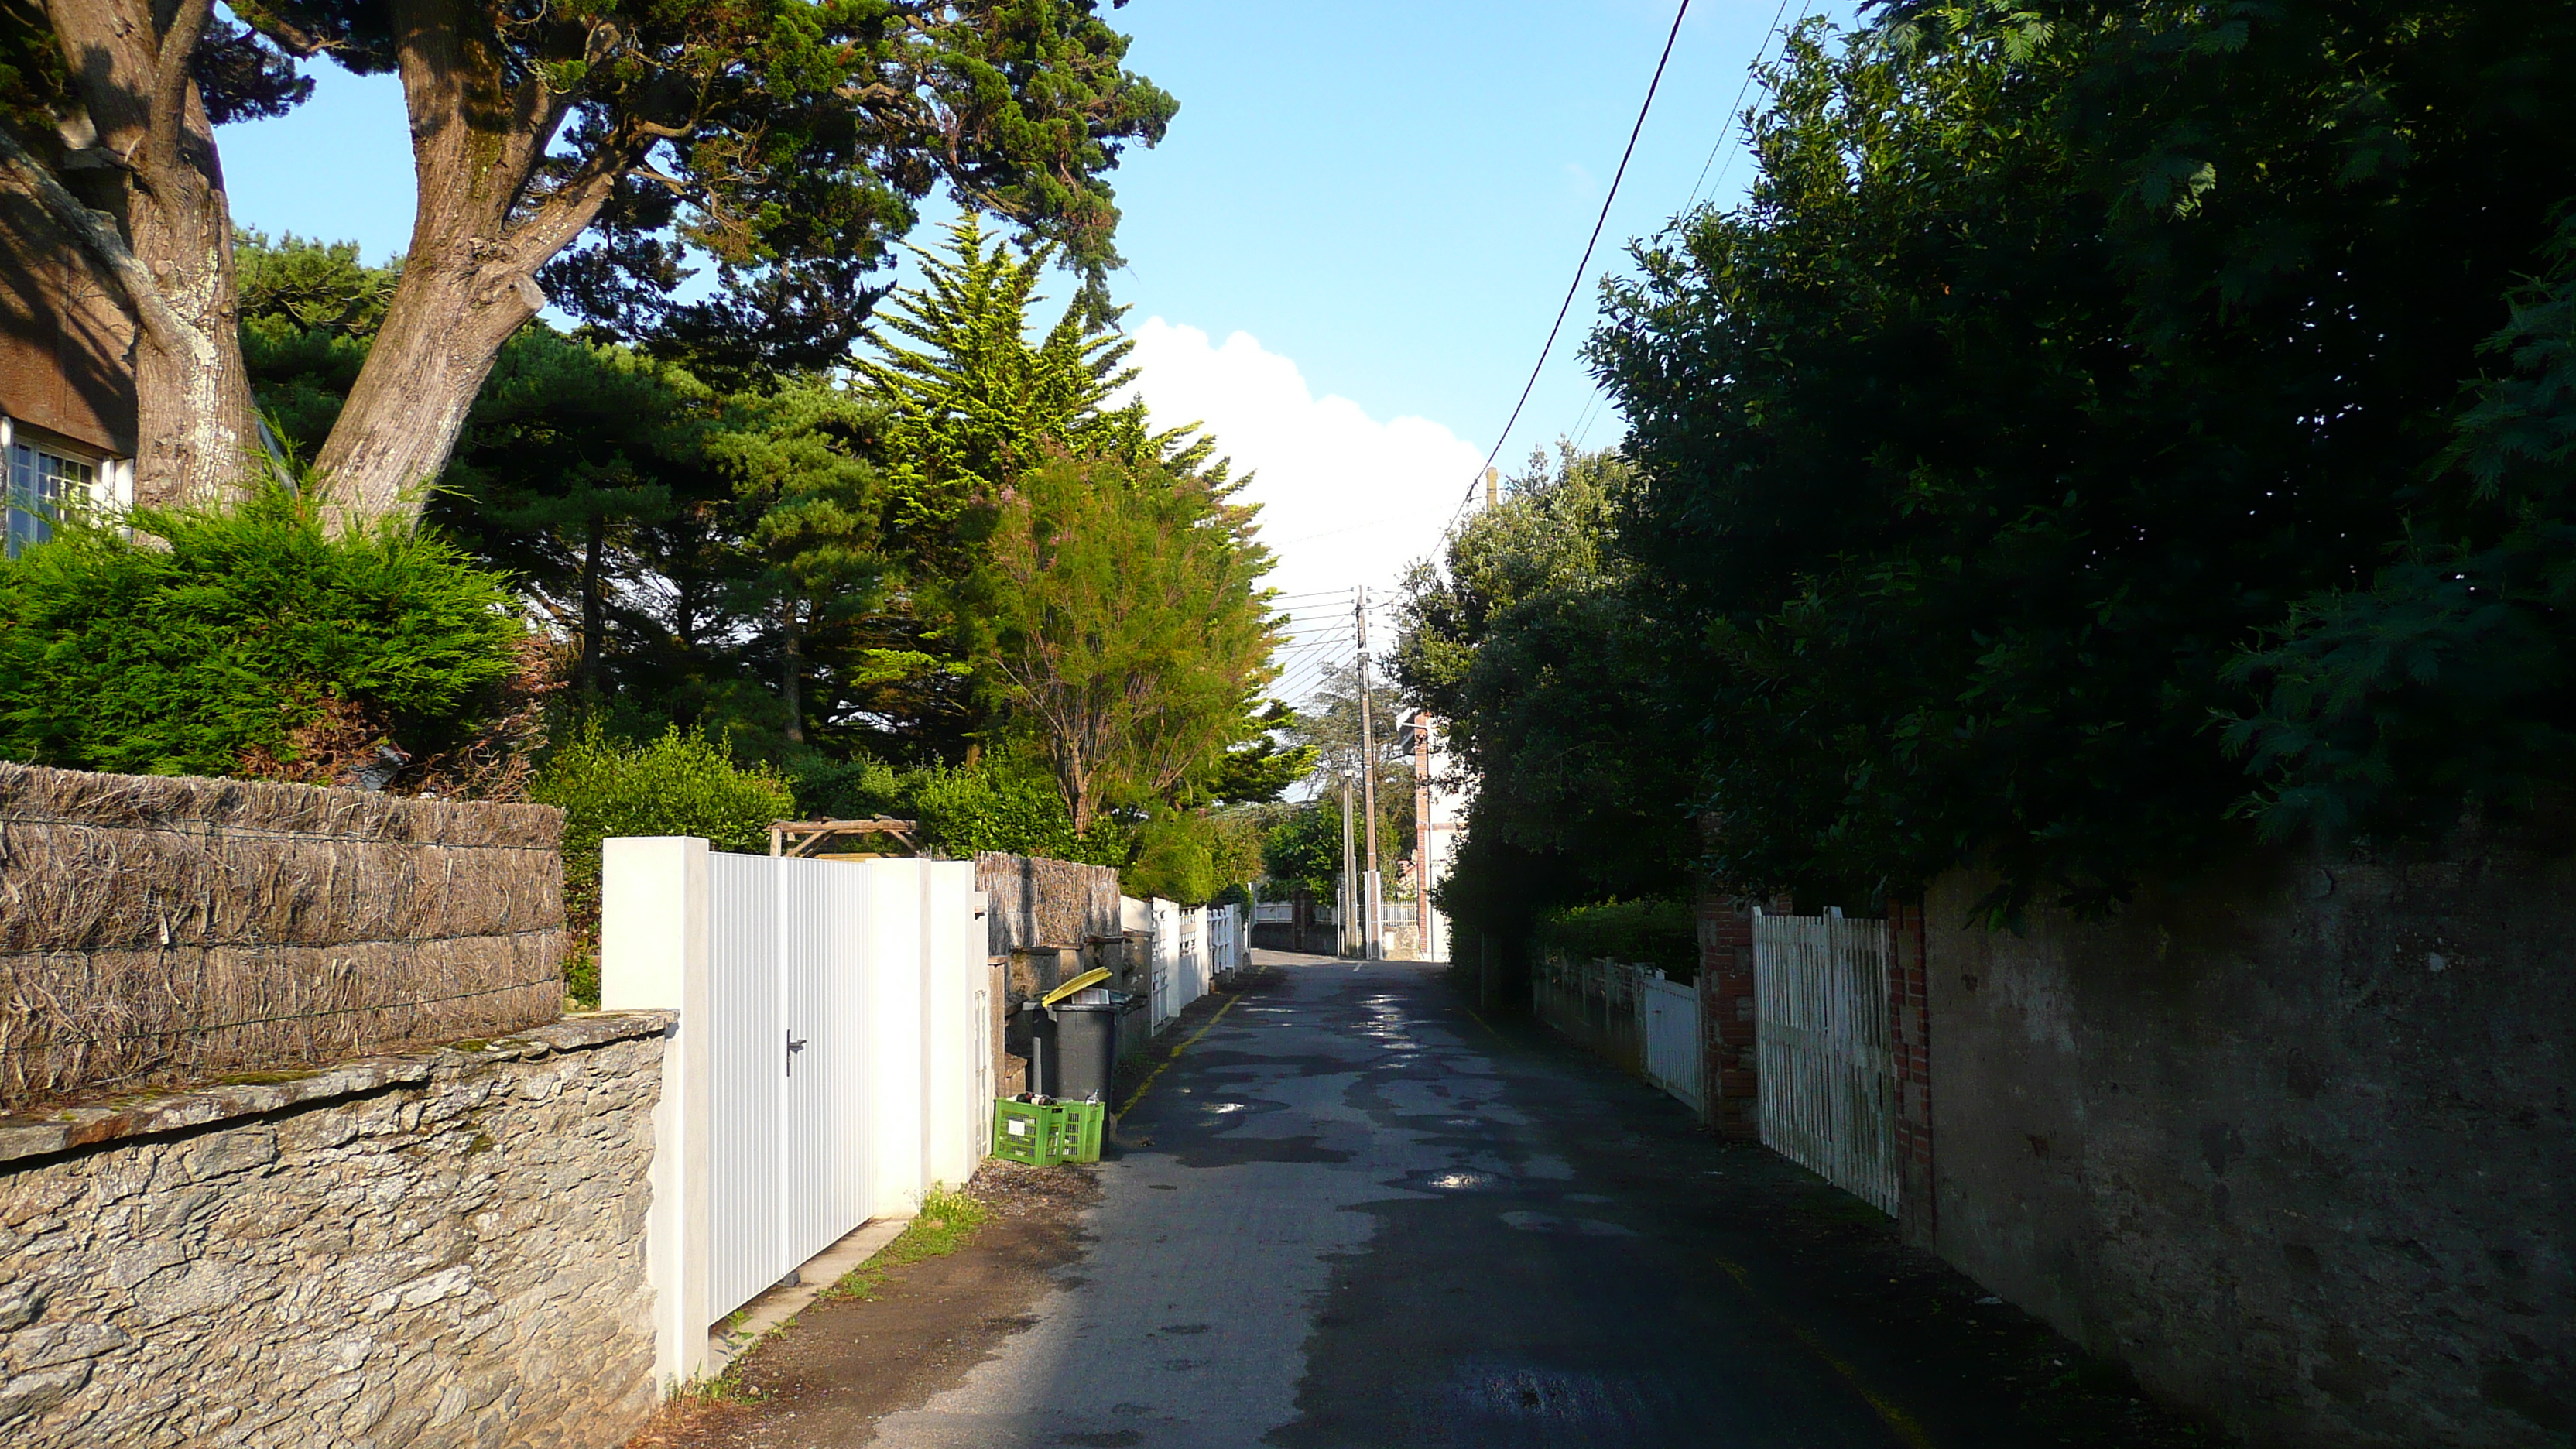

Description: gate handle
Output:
[786,1029,807,1074]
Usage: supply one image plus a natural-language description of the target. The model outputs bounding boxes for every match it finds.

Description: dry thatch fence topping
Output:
[0,760,567,1112]
[975,850,1122,958]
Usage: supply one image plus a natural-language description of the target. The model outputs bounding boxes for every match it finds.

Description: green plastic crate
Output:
[988,1098,1108,1166]
[1057,1099,1105,1163]
[991,1098,1064,1166]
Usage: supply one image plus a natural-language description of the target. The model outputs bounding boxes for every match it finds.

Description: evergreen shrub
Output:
[0,487,519,778]
[1125,810,1218,903]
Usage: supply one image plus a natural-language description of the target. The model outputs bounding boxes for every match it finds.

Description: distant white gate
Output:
[603,839,989,1388]
[1147,897,1181,1029]
[1640,975,1701,1111]
[1207,904,1242,975]
[1178,906,1205,1005]
[1753,909,1897,1214]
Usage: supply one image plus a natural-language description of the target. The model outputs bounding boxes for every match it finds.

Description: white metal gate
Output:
[1753,909,1898,1214]
[660,850,986,1327]
[1641,974,1701,1111]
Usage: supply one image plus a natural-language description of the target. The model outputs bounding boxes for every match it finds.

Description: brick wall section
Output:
[1695,886,1759,1139]
[1887,899,1934,1244]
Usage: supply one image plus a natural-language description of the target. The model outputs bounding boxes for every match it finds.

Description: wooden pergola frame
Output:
[767,817,922,858]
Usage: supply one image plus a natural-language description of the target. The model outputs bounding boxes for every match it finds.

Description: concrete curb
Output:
[711,1214,916,1373]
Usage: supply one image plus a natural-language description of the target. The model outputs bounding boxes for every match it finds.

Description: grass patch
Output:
[671,1366,753,1406]
[820,1184,995,1303]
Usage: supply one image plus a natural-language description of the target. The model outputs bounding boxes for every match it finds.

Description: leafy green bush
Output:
[1260,802,1341,898]
[1124,810,1217,903]
[0,486,519,777]
[532,721,796,1004]
[1123,809,1265,903]
[908,760,1125,865]
[783,750,906,821]
[1533,899,1697,981]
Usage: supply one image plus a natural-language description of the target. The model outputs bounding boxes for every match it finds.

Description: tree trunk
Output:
[1058,741,1092,835]
[310,0,614,529]
[780,598,806,745]
[577,509,607,697]
[45,0,259,508]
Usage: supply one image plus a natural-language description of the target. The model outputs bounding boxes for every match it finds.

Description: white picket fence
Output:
[1641,974,1701,1111]
[1752,909,1898,1215]
[601,838,990,1389]
[1531,957,1702,1115]
[1136,897,1245,1034]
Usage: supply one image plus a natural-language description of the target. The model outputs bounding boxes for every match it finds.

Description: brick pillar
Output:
[1697,884,1759,1139]
[1888,898,1936,1245]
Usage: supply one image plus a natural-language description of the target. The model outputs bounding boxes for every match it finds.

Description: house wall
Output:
[1921,840,2573,1447]
[0,1012,670,1449]
[0,192,135,459]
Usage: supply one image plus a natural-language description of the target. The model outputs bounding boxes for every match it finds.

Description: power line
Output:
[1669,0,1793,214]
[1680,0,1797,217]
[1457,0,1694,520]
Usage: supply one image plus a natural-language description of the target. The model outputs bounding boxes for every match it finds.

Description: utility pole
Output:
[1338,779,1357,957]
[1413,713,1434,961]
[1355,587,1384,961]
[1485,465,1499,511]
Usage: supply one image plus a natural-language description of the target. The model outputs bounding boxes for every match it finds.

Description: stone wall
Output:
[1922,838,2573,1448]
[0,1012,672,1449]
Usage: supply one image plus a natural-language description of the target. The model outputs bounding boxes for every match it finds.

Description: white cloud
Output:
[1119,319,1485,616]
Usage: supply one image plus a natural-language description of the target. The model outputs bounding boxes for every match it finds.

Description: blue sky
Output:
[215,1,1849,637]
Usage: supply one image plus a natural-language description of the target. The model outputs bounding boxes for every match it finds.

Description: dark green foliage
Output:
[0,2,70,140]
[783,751,908,822]
[1533,899,1697,982]
[1579,0,2576,918]
[1428,831,1587,1005]
[0,486,519,777]
[1261,803,1341,899]
[235,0,1175,386]
[236,231,397,450]
[431,327,708,699]
[1395,446,1690,906]
[2228,214,2576,834]
[1201,702,1314,806]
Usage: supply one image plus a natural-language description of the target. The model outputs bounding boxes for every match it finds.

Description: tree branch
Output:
[0,123,207,366]
[147,0,218,179]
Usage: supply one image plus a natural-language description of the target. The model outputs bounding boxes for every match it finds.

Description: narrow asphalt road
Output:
[863,952,2180,1449]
